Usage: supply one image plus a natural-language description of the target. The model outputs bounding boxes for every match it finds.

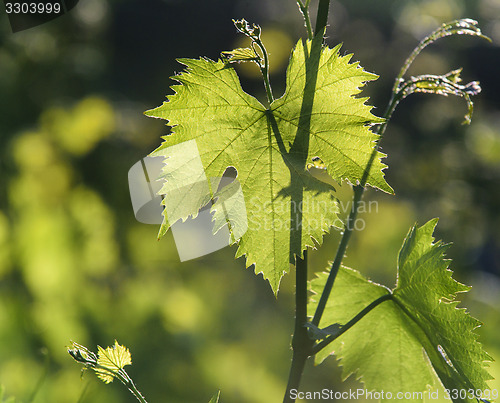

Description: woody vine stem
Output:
[286,0,416,400]
[282,1,331,402]
[284,0,388,399]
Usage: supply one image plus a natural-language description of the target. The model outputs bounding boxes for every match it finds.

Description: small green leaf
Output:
[221,47,260,63]
[95,340,132,384]
[309,220,493,402]
[233,18,261,40]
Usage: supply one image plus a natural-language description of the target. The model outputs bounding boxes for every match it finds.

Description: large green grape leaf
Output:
[309,220,492,402]
[145,38,390,293]
[309,267,435,401]
[392,219,492,396]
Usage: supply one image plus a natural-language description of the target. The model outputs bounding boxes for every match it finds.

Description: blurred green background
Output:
[0,0,499,402]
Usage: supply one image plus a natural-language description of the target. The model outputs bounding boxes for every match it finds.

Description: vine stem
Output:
[310,88,402,331]
[127,379,148,403]
[310,26,410,327]
[253,36,274,104]
[283,252,313,403]
[310,26,413,330]
[311,184,363,326]
[283,1,330,401]
[114,368,148,403]
[310,91,400,327]
[314,0,330,36]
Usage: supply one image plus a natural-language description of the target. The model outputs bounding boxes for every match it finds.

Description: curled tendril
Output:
[222,19,265,68]
[428,18,490,43]
[232,18,261,40]
[396,19,491,89]
[385,19,491,127]
[398,68,481,124]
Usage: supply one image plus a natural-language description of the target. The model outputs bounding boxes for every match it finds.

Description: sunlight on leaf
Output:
[221,47,260,63]
[309,220,492,402]
[145,39,389,293]
[95,340,132,384]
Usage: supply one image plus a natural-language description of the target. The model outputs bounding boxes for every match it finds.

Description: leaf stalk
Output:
[254,35,275,104]
[232,19,274,105]
[311,293,393,355]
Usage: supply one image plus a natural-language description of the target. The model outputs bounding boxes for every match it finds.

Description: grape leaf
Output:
[393,219,492,396]
[309,220,492,402]
[309,267,435,401]
[95,340,132,384]
[221,47,260,63]
[145,38,390,293]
